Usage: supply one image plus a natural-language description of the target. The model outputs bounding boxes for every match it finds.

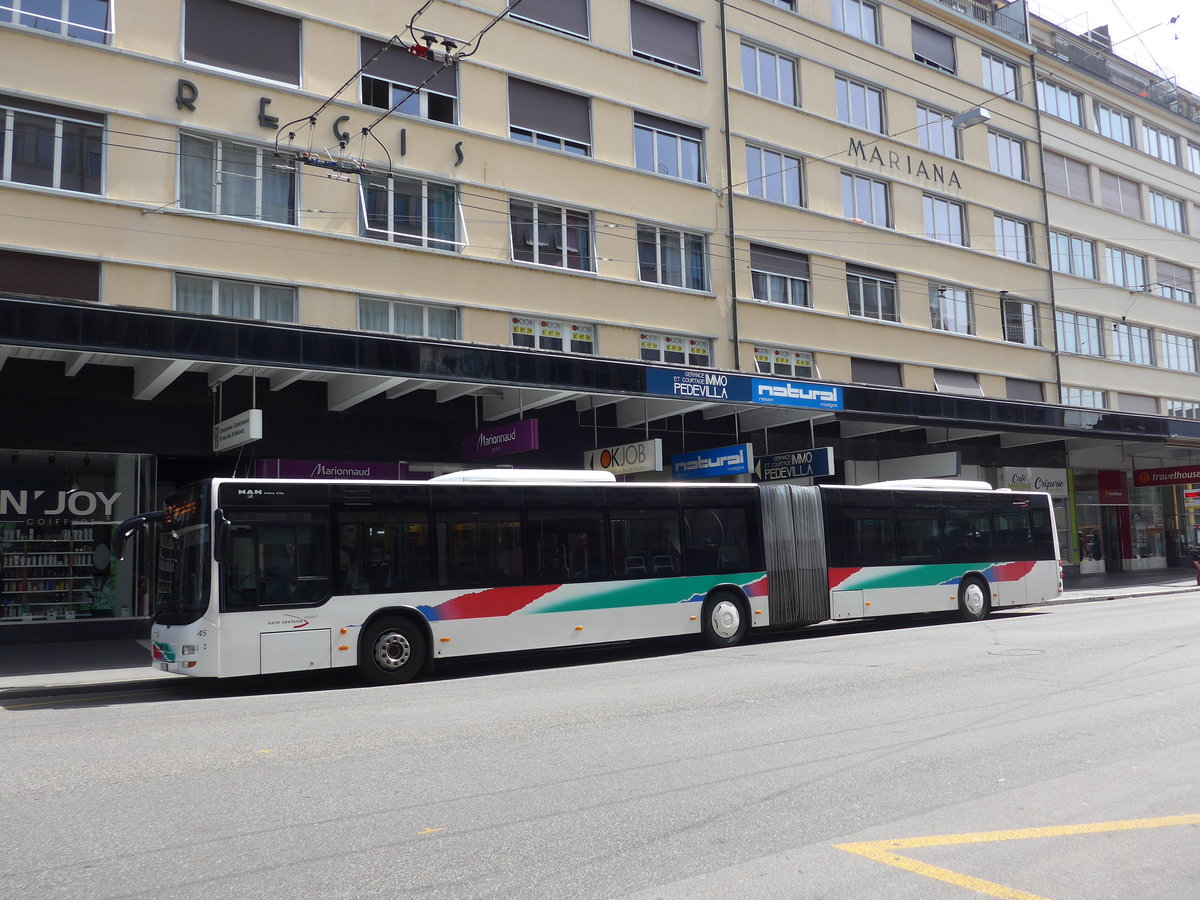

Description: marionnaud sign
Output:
[645,367,843,411]
[213,409,263,452]
[252,459,407,480]
[671,443,753,480]
[584,438,662,476]
[751,379,843,410]
[754,447,835,482]
[463,419,539,461]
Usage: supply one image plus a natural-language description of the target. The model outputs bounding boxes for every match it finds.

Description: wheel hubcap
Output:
[963,584,985,616]
[373,630,411,671]
[710,600,741,639]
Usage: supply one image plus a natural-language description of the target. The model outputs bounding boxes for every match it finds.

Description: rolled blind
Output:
[912,21,954,71]
[0,250,100,302]
[631,1,700,73]
[508,78,590,143]
[184,0,301,85]
[361,37,458,95]
[510,0,589,37]
[1006,378,1044,402]
[750,244,809,278]
[851,358,902,386]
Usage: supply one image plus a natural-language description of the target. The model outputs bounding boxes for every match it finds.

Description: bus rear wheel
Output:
[958,576,991,622]
[359,616,427,685]
[701,592,748,648]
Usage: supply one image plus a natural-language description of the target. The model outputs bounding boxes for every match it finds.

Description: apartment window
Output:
[750,244,810,306]
[1043,151,1090,201]
[0,96,102,193]
[934,369,982,396]
[1001,298,1039,346]
[1149,190,1186,233]
[1188,142,1200,174]
[1112,323,1153,365]
[640,332,710,366]
[851,357,902,386]
[509,0,589,39]
[1055,310,1102,357]
[1094,103,1133,146]
[846,265,897,322]
[929,285,973,334]
[994,215,1032,263]
[832,0,877,43]
[363,174,458,249]
[1155,260,1194,304]
[988,131,1025,180]
[637,225,707,290]
[1048,232,1096,279]
[511,316,595,354]
[2,0,111,42]
[1061,386,1106,409]
[359,297,459,339]
[183,0,300,85]
[917,106,959,158]
[1036,80,1082,125]
[753,346,814,378]
[1104,246,1147,289]
[1142,123,1178,164]
[1098,170,1141,217]
[763,0,796,9]
[1167,400,1200,419]
[835,76,883,133]
[1007,378,1043,402]
[741,43,798,106]
[360,37,457,124]
[0,248,99,302]
[634,112,703,182]
[1158,331,1198,373]
[842,172,889,226]
[912,21,955,74]
[923,194,966,245]
[981,53,1018,99]
[180,134,295,224]
[509,79,591,155]
[174,273,296,322]
[630,1,700,75]
[510,199,592,270]
[745,146,802,205]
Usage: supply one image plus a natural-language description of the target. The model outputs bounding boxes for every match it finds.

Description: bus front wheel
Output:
[359,616,427,685]
[958,576,991,622]
[701,592,748,648]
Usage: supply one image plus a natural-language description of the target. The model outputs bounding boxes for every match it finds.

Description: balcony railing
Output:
[930,0,1028,42]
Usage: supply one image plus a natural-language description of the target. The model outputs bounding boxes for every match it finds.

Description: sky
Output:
[1027,1,1198,95]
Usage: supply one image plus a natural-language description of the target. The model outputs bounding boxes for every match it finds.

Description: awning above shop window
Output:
[934,368,983,396]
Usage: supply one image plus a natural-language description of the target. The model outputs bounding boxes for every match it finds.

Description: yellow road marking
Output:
[834,815,1200,900]
[417,828,446,835]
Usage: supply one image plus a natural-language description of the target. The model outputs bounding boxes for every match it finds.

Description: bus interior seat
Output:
[651,554,675,575]
[624,556,647,576]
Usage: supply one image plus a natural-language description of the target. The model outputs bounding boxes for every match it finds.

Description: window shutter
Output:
[912,21,954,71]
[184,0,301,85]
[510,0,589,38]
[851,358,903,386]
[361,37,458,95]
[633,111,702,142]
[1006,378,1043,402]
[750,244,809,279]
[1117,393,1157,413]
[1157,260,1193,292]
[630,1,700,73]
[0,250,100,302]
[508,79,590,144]
[933,368,983,396]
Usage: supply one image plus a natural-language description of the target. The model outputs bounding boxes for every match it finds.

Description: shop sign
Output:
[671,443,753,480]
[1000,467,1069,499]
[1133,465,1200,487]
[754,447,834,482]
[252,459,406,480]
[583,439,662,476]
[1097,470,1128,503]
[646,368,751,402]
[751,379,843,411]
[463,419,539,461]
[1184,490,1200,510]
[213,409,263,452]
[0,489,121,522]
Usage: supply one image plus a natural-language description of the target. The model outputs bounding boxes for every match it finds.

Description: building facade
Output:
[1,0,1199,637]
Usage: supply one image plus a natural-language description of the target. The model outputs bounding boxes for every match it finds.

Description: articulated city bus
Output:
[118,471,1060,684]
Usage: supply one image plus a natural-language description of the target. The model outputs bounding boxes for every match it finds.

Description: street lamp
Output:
[951,107,991,129]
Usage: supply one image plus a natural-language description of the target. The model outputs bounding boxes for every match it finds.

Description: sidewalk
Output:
[2,570,1196,699]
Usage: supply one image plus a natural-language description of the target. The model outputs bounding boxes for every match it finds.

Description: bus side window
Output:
[222,518,330,609]
[683,506,751,575]
[610,508,680,579]
[527,508,608,583]
[224,525,258,609]
[337,510,433,595]
[435,510,524,587]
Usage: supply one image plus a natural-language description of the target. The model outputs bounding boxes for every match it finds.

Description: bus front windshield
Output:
[154,487,212,626]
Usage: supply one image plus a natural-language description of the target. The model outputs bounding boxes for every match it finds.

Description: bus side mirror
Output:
[213,509,231,564]
[113,511,165,561]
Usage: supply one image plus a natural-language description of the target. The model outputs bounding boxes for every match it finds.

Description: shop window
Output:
[640,332,710,367]
[752,346,814,378]
[511,316,595,355]
[183,0,300,85]
[360,36,457,124]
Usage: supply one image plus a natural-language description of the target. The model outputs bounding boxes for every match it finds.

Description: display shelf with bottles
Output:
[0,524,109,621]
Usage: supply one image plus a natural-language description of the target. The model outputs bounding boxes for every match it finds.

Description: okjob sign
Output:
[584,438,662,476]
[753,447,834,482]
[671,443,753,480]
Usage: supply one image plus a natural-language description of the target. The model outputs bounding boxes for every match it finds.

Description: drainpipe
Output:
[718,1,741,370]
[1029,52,1064,400]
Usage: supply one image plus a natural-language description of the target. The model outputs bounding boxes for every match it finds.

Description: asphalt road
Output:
[3,594,1199,899]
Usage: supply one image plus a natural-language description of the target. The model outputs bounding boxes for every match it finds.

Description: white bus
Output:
[118,472,1060,684]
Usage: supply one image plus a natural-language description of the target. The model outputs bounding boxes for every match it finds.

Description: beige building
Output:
[1,0,1200,632]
